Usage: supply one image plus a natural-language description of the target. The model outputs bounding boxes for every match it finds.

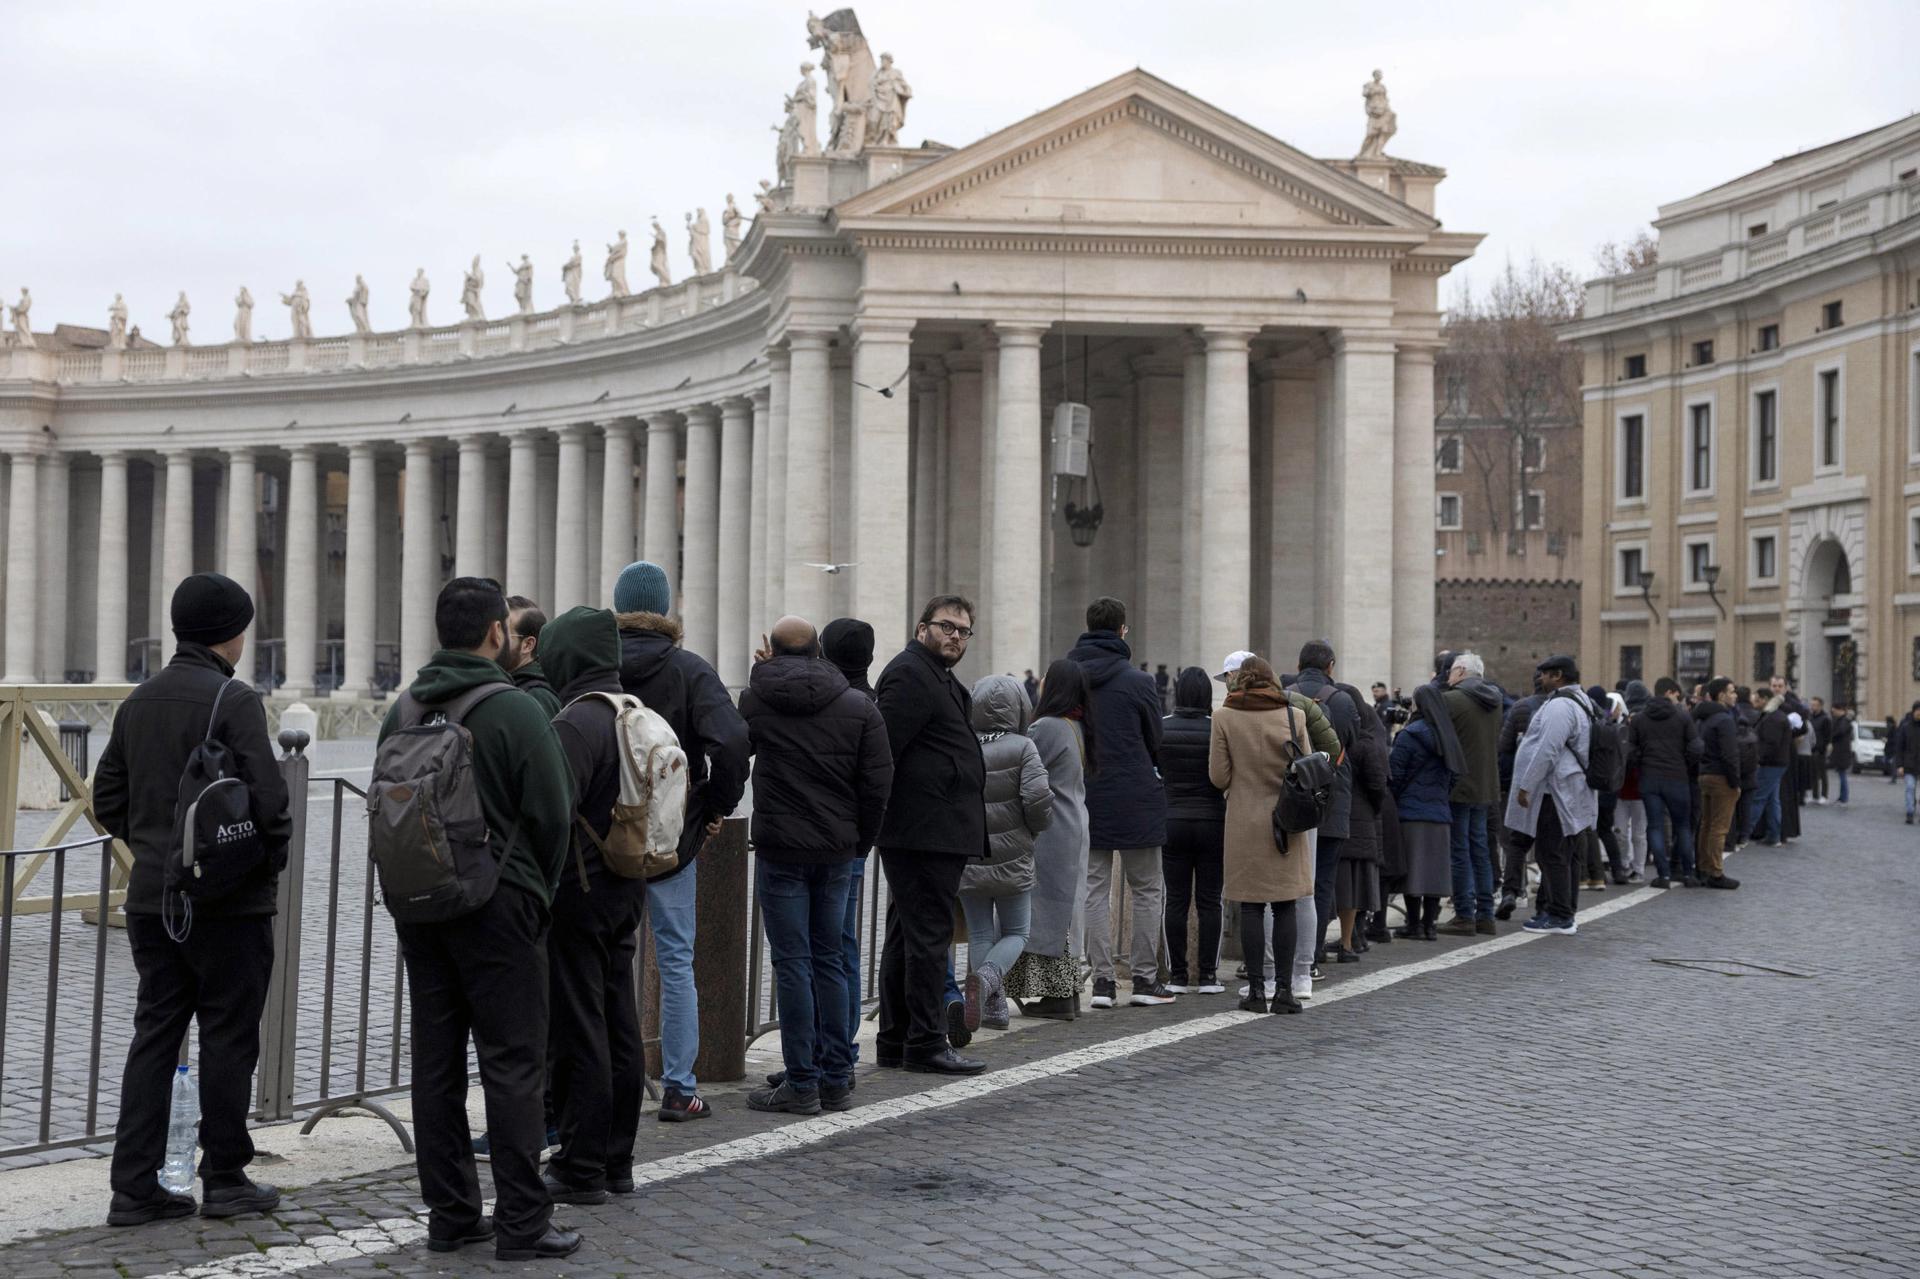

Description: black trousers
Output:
[1312,835,1345,950]
[395,885,552,1247]
[1239,899,1299,989]
[1497,794,1530,897]
[875,848,965,1061]
[1529,795,1580,921]
[1162,818,1224,982]
[546,873,645,1189]
[110,914,273,1197]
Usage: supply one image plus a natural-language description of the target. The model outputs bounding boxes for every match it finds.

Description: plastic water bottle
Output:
[158,1064,198,1195]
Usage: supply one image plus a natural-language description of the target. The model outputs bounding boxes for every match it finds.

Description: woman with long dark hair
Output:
[1159,667,1226,993]
[1004,659,1094,1019]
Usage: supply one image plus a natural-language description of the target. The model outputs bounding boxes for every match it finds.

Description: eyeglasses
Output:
[926,619,975,640]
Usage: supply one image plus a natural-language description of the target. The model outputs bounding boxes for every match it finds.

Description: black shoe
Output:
[496,1225,583,1262]
[200,1180,280,1219]
[1309,964,1324,981]
[1334,947,1361,963]
[747,1080,822,1115]
[905,1047,986,1075]
[1475,918,1497,935]
[1705,875,1740,890]
[541,1171,607,1206]
[945,998,973,1049]
[1437,915,1477,937]
[1351,935,1370,953]
[1024,996,1076,1021]
[1422,923,1438,941]
[427,1222,497,1253]
[764,1070,787,1088]
[820,1083,854,1112]
[1494,893,1517,921]
[1650,876,1671,888]
[1238,993,1268,1012]
[875,1051,904,1069]
[606,1170,636,1195]
[1270,993,1304,1015]
[108,1189,196,1227]
[1392,922,1422,939]
[1129,977,1178,1006]
[1088,977,1117,1009]
[657,1090,710,1122]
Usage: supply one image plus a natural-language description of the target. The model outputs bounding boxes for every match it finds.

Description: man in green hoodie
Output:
[377,577,579,1263]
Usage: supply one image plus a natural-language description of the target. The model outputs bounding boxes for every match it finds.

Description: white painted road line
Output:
[135,886,1662,1278]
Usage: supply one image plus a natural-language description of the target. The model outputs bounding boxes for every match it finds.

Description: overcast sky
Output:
[11,0,1917,341]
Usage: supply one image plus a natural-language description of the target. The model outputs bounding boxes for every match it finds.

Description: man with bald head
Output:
[740,615,893,1114]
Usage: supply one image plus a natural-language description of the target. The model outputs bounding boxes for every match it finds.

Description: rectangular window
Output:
[1620,414,1645,501]
[1518,490,1545,530]
[1688,541,1714,585]
[1754,641,1776,682]
[1688,402,1714,494]
[1822,300,1844,330]
[1619,546,1646,592]
[1444,373,1468,417]
[1436,434,1462,473]
[1747,222,1769,238]
[1753,389,1778,485]
[1909,511,1920,575]
[1674,641,1715,690]
[1436,493,1462,531]
[1753,533,1778,583]
[1819,368,1841,469]
[1757,323,1780,351]
[1623,353,1647,380]
[1691,339,1715,367]
[1619,645,1644,683]
[1517,435,1546,472]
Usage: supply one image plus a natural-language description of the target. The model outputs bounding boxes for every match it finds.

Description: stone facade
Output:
[1434,579,1580,693]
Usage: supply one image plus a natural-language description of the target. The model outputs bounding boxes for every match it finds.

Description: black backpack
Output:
[1271,706,1338,838]
[167,680,269,909]
[1556,688,1625,793]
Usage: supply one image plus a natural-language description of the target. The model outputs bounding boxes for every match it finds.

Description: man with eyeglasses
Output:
[872,595,990,1074]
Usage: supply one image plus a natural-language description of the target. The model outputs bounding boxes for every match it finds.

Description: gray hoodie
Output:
[962,674,1054,895]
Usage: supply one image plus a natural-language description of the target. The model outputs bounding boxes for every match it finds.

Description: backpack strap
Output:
[203,678,238,743]
[439,681,517,725]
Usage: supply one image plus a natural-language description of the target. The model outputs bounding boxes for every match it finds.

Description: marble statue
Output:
[722,195,743,262]
[649,219,672,287]
[686,208,712,276]
[792,62,820,158]
[865,52,911,147]
[775,95,799,184]
[1358,69,1397,160]
[232,287,251,343]
[605,230,630,298]
[347,274,372,334]
[755,180,775,214]
[562,240,584,304]
[107,294,128,350]
[9,288,32,349]
[461,255,486,322]
[408,269,430,327]
[169,291,192,346]
[510,254,535,314]
[808,9,875,156]
[281,280,313,340]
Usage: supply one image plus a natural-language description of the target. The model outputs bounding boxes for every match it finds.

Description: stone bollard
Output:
[643,816,749,1083]
[279,701,319,744]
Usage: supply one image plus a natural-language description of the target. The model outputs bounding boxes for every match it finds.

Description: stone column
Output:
[784,332,833,623]
[505,430,541,598]
[95,451,130,683]
[599,419,636,606]
[3,450,39,682]
[911,367,941,611]
[401,439,439,680]
[681,405,722,661]
[1392,347,1438,690]
[988,325,1045,677]
[852,321,915,651]
[1266,369,1319,663]
[746,389,770,658]
[764,351,791,620]
[1131,352,1185,672]
[161,450,195,664]
[1329,334,1398,685]
[283,445,320,697]
[220,447,257,671]
[1198,329,1253,670]
[1180,342,1206,665]
[535,440,558,609]
[975,341,999,657]
[717,398,753,683]
[37,452,71,681]
[553,425,590,611]
[486,444,510,583]
[584,435,604,600]
[339,442,378,699]
[642,415,681,590]
[942,351,983,606]
[455,434,489,577]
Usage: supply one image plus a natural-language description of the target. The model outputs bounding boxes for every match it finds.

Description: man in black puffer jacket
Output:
[1160,666,1226,993]
[1629,677,1702,885]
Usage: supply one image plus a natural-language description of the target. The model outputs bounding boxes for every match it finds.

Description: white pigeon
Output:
[804,562,859,575]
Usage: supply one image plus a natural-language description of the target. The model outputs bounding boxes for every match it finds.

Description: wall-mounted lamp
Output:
[1639,570,1660,623]
[1702,563,1726,619]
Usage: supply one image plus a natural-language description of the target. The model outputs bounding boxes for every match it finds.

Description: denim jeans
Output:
[959,886,1031,974]
[757,859,853,1092]
[841,859,866,1065]
[1905,772,1917,818]
[1750,765,1788,844]
[1832,767,1848,804]
[1639,773,1695,880]
[1447,803,1494,920]
[641,859,699,1095]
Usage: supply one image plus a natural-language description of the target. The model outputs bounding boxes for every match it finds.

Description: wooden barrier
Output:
[1,685,136,914]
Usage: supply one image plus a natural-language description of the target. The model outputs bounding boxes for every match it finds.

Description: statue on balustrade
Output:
[461,255,486,322]
[605,230,630,298]
[408,269,431,327]
[347,275,372,334]
[865,52,911,147]
[775,94,799,184]
[9,287,33,349]
[282,280,313,340]
[510,254,535,314]
[722,195,743,262]
[562,240,584,305]
[232,288,250,343]
[807,9,874,156]
[169,291,192,347]
[686,208,712,276]
[107,294,128,350]
[1357,69,1397,160]
[649,219,672,287]
[792,62,820,158]
[755,180,775,214]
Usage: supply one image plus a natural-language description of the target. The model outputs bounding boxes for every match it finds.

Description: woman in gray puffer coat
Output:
[959,674,1054,1030]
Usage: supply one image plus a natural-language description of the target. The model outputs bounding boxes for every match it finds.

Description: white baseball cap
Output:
[1214,650,1256,682]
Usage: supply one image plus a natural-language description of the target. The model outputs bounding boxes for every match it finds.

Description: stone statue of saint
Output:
[169,291,192,347]
[649,219,672,287]
[807,9,875,156]
[10,287,33,349]
[793,62,820,157]
[562,240,584,305]
[755,180,775,214]
[605,230,630,298]
[1358,69,1397,160]
[686,208,712,277]
[281,280,313,340]
[775,94,799,184]
[721,195,743,262]
[461,255,486,322]
[865,52,911,147]
[232,287,251,343]
[510,254,535,314]
[347,274,372,334]
[408,269,430,327]
[107,294,128,350]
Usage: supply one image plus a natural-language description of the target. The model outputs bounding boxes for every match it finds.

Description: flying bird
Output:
[804,562,859,575]
[674,375,693,390]
[501,402,517,415]
[854,368,911,398]
[398,412,412,423]
[593,390,611,403]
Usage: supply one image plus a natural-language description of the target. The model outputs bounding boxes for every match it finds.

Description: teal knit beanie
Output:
[614,560,672,614]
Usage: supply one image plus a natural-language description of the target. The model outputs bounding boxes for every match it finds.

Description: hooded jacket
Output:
[1287,665,1358,838]
[377,648,575,906]
[1756,703,1795,767]
[1339,680,1389,863]
[1442,674,1504,805]
[1389,716,1456,823]
[616,611,751,874]
[962,675,1053,895]
[94,642,293,917]
[1067,630,1167,849]
[739,652,893,863]
[1894,714,1920,772]
[1498,691,1546,792]
[821,618,877,700]
[874,639,988,857]
[1691,700,1741,787]
[510,660,562,717]
[540,607,636,886]
[1627,697,1701,782]
[1505,685,1597,837]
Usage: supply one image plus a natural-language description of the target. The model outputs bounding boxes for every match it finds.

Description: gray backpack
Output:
[367,684,516,923]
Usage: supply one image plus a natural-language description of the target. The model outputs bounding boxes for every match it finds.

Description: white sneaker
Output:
[1195,978,1227,994]
[1291,979,1312,1001]
[1164,982,1191,994]
[1236,981,1273,1000]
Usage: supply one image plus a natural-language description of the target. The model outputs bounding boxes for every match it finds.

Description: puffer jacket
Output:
[1066,630,1166,849]
[1389,717,1456,823]
[962,675,1053,895]
[1627,698,1701,782]
[1160,709,1224,821]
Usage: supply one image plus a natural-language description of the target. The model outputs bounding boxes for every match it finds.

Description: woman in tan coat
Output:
[1208,657,1316,1015]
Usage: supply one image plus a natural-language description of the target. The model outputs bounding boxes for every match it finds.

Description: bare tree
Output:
[1593,228,1659,276]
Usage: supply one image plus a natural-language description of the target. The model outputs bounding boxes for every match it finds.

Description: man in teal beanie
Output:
[614,560,672,615]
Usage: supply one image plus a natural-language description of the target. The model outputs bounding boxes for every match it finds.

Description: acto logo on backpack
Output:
[215,820,257,842]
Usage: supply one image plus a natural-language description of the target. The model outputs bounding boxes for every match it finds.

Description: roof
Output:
[1658,113,1920,217]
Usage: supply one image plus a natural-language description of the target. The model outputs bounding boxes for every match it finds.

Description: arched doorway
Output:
[1796,536,1855,705]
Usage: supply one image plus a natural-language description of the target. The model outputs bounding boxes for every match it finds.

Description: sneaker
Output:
[1195,975,1227,994]
[1437,915,1477,937]
[1704,875,1740,890]
[1521,914,1553,933]
[1475,918,1497,936]
[1130,978,1178,1006]
[1650,876,1671,888]
[200,1179,281,1219]
[108,1189,197,1228]
[1290,978,1313,1001]
[1494,893,1517,921]
[945,998,973,1049]
[657,1090,710,1122]
[1545,916,1578,935]
[747,1081,822,1116]
[1627,871,1644,883]
[1164,979,1192,994]
[820,1083,854,1112]
[1237,993,1267,1012]
[1089,978,1117,1009]
[472,1132,491,1162]
[1309,964,1324,981]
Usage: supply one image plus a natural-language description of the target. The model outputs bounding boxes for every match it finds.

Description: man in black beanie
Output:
[95,573,291,1226]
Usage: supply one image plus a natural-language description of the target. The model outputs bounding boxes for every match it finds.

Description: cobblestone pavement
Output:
[3,776,1916,1277]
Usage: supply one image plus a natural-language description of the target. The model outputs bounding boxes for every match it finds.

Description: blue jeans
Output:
[757,859,853,1092]
[840,859,865,1066]
[1905,772,1916,817]
[1833,767,1849,805]
[1639,773,1695,880]
[1447,803,1494,920]
[642,859,699,1095]
[1750,765,1788,844]
[959,886,1031,974]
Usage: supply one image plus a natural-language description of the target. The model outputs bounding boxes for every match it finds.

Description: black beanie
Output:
[821,617,875,679]
[171,572,254,645]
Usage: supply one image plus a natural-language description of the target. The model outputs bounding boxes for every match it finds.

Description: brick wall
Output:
[1434,579,1581,693]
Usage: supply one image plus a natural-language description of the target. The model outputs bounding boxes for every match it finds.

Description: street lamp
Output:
[1639,569,1660,623]
[1702,563,1727,619]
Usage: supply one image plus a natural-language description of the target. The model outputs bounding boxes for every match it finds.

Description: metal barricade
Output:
[56,721,90,804]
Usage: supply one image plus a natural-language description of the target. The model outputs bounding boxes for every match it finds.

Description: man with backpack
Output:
[1507,655,1600,935]
[1289,640,1362,963]
[1691,677,1743,890]
[373,577,578,1261]
[500,595,562,716]
[98,572,291,1227]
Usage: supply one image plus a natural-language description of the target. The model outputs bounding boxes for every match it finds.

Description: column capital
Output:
[1393,343,1440,366]
[504,425,544,446]
[403,436,434,457]
[96,447,129,464]
[596,417,634,440]
[224,443,256,460]
[990,323,1046,347]
[456,431,492,453]
[1329,329,1398,357]
[1200,326,1257,351]
[765,344,792,371]
[683,403,721,428]
[849,317,915,343]
[347,439,378,460]
[718,396,754,416]
[785,328,834,352]
[750,386,771,410]
[554,423,589,442]
[644,412,681,434]
[286,441,319,462]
